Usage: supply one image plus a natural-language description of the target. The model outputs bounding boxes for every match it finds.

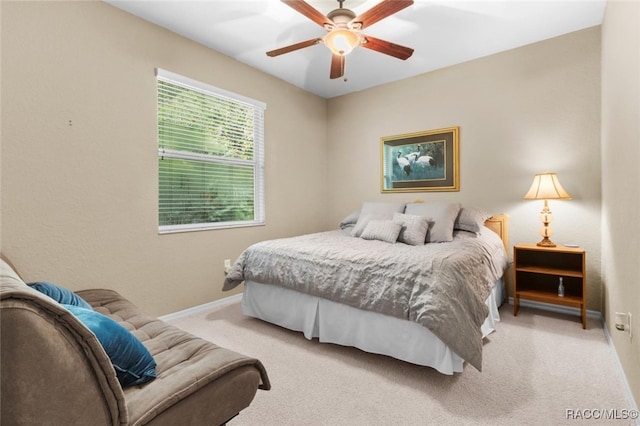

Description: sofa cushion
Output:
[77,288,271,425]
[29,282,93,310]
[63,304,157,388]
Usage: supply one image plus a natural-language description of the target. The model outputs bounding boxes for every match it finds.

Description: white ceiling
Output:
[106,0,606,99]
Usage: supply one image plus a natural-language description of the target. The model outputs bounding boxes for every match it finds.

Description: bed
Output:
[223,201,509,375]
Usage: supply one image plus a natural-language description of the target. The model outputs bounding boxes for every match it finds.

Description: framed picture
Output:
[380,126,460,192]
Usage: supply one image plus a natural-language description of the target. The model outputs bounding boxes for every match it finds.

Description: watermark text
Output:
[566,409,638,421]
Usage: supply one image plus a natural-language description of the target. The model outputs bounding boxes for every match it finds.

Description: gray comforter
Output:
[223,228,508,371]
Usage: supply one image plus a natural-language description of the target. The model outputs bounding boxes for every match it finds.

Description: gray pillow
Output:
[404,202,462,243]
[454,207,491,233]
[351,202,406,237]
[393,213,430,246]
[360,220,403,243]
[339,209,361,230]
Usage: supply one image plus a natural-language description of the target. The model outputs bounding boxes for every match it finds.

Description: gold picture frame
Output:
[380,126,460,193]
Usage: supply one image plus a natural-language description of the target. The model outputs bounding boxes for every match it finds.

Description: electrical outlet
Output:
[615,312,633,340]
[224,259,231,275]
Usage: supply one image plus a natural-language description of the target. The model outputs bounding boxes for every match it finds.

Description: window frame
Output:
[156,68,266,234]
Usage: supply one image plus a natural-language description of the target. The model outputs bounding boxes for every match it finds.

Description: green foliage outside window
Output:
[158,79,260,228]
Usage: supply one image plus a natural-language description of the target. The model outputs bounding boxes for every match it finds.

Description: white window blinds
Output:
[156,69,266,233]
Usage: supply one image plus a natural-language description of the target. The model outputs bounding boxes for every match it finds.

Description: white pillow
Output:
[454,207,491,233]
[404,202,462,243]
[393,213,430,246]
[351,202,406,237]
[360,220,403,243]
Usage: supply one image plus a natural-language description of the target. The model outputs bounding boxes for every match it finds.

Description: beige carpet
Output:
[167,300,637,425]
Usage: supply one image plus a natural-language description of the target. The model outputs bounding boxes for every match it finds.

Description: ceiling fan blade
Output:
[281,0,333,27]
[351,0,414,29]
[330,54,345,79]
[266,37,323,57]
[361,35,413,60]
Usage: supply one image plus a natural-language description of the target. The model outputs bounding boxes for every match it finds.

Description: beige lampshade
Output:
[523,172,572,200]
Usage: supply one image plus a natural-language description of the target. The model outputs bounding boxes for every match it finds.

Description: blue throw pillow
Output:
[28,281,93,310]
[63,304,157,387]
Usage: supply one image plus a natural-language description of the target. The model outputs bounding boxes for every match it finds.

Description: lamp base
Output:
[537,236,556,247]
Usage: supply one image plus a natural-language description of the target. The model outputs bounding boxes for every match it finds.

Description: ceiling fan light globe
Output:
[324,29,360,56]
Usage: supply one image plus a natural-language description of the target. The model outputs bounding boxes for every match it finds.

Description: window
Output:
[156,69,265,233]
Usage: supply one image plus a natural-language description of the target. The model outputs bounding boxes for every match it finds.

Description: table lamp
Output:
[524,172,572,247]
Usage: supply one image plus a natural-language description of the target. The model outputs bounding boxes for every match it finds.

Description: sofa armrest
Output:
[1,291,128,425]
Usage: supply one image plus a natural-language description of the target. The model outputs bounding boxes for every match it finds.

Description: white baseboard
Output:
[508,297,638,422]
[601,317,640,424]
[158,293,242,322]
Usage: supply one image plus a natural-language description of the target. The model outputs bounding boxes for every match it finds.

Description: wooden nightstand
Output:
[513,243,586,328]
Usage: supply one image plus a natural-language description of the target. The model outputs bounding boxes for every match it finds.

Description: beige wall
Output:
[327,27,603,310]
[0,1,328,316]
[1,0,635,405]
[1,2,605,313]
[601,0,640,406]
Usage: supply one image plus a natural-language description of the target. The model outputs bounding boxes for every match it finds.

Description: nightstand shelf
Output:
[513,243,586,328]
[514,266,584,278]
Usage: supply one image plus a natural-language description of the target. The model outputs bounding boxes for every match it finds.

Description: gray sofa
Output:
[0,255,270,425]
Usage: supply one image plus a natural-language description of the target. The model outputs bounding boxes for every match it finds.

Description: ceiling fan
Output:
[266,0,414,80]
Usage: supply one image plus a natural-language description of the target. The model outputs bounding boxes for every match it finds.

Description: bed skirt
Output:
[242,278,504,375]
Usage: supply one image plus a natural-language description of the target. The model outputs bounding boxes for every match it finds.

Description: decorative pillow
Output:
[392,213,431,246]
[454,207,491,233]
[351,202,406,237]
[63,304,157,388]
[360,220,403,243]
[404,202,462,243]
[339,209,361,230]
[28,281,93,310]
